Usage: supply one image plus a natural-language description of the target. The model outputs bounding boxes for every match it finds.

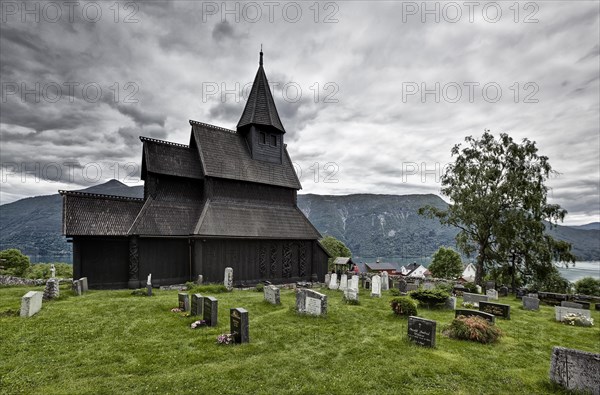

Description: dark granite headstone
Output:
[365,278,371,290]
[498,286,509,297]
[538,292,569,305]
[398,279,407,293]
[230,308,249,344]
[408,316,436,347]
[595,303,600,311]
[515,288,527,299]
[453,284,465,296]
[72,279,82,296]
[178,293,190,312]
[570,300,591,310]
[455,309,495,324]
[203,296,218,327]
[191,294,203,316]
[522,296,540,311]
[561,301,583,309]
[479,301,511,319]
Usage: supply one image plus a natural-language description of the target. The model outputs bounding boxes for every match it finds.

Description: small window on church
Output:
[270,135,277,146]
[260,132,266,144]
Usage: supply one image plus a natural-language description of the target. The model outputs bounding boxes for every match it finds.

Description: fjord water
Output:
[557,261,600,282]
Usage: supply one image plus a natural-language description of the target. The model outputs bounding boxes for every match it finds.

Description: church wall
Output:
[205,178,296,205]
[138,238,190,286]
[73,237,129,289]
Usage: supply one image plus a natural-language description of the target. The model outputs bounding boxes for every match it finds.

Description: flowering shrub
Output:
[390,297,418,317]
[217,333,235,345]
[190,320,207,329]
[562,313,594,327]
[443,315,502,344]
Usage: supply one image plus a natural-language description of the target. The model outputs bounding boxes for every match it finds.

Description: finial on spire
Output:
[259,44,263,66]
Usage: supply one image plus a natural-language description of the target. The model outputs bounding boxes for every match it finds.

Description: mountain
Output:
[1,180,598,262]
[568,222,600,231]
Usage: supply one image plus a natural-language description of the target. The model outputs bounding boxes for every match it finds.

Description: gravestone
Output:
[203,296,218,326]
[72,280,82,296]
[486,289,498,300]
[364,277,371,290]
[230,308,249,344]
[381,272,389,291]
[79,277,88,292]
[371,275,382,297]
[406,283,418,292]
[475,285,482,294]
[445,296,457,310]
[339,274,348,292]
[43,278,59,300]
[224,267,233,291]
[196,275,203,285]
[191,294,203,316]
[264,285,280,305]
[350,275,359,292]
[178,293,190,312]
[344,287,359,302]
[423,282,435,291]
[50,264,56,278]
[570,300,591,309]
[463,292,489,306]
[485,281,495,291]
[561,301,583,309]
[408,316,436,347]
[398,279,407,293]
[453,284,465,296]
[595,303,600,311]
[455,309,495,324]
[146,283,152,296]
[515,288,528,299]
[328,273,338,290]
[555,306,591,322]
[549,346,600,395]
[479,301,511,319]
[539,292,568,305]
[324,273,331,286]
[20,291,43,317]
[498,286,509,297]
[296,289,327,316]
[522,296,540,311]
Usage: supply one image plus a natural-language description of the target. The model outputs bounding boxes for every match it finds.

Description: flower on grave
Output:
[171,307,183,313]
[216,333,234,345]
[191,320,207,329]
[562,313,594,327]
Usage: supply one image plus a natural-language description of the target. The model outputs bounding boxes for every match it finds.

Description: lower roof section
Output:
[194,200,321,239]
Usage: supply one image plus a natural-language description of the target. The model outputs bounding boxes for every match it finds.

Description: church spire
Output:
[237,49,285,134]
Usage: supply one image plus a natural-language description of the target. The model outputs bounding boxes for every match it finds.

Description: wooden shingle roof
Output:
[194,200,320,239]
[237,51,285,133]
[191,121,301,189]
[60,191,144,236]
[128,179,203,236]
[140,137,203,180]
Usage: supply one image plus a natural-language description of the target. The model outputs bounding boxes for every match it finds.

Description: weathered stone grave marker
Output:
[398,279,407,293]
[339,274,348,292]
[230,308,249,344]
[296,289,327,316]
[406,283,418,292]
[20,291,43,317]
[381,272,389,291]
[324,273,331,287]
[328,273,338,290]
[178,293,190,312]
[203,296,218,326]
[344,287,359,302]
[264,285,280,305]
[371,275,382,297]
[350,275,359,292]
[445,296,456,310]
[224,267,233,291]
[79,277,88,292]
[498,286,509,297]
[486,289,498,300]
[555,306,591,322]
[479,301,510,319]
[43,278,59,300]
[561,301,583,309]
[72,279,82,296]
[408,316,436,347]
[463,292,489,306]
[522,296,539,311]
[549,346,600,395]
[191,294,203,316]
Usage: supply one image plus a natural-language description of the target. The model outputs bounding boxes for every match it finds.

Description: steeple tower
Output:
[237,49,286,164]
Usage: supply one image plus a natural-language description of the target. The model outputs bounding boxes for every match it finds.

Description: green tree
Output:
[419,131,572,286]
[574,277,600,296]
[320,236,351,268]
[428,247,463,279]
[0,248,31,276]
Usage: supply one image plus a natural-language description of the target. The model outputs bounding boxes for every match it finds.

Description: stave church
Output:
[60,51,329,289]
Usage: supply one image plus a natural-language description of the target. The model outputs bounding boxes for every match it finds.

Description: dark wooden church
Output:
[60,52,329,289]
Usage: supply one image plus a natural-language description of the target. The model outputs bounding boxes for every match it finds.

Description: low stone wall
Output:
[0,275,72,287]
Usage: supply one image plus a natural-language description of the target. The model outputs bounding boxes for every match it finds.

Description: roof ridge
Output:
[59,190,144,202]
[189,120,236,134]
[139,136,189,148]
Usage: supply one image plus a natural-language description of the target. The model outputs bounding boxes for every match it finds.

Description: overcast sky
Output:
[1,1,598,225]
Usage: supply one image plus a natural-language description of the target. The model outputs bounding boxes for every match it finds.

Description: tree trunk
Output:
[475,247,485,286]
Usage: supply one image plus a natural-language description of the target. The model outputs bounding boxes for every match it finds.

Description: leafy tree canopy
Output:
[428,247,463,279]
[0,248,30,277]
[574,277,600,296]
[320,236,351,268]
[419,131,574,286]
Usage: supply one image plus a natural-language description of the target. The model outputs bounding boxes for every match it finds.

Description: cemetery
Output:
[1,279,598,394]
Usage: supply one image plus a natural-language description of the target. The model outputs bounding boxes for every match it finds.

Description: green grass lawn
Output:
[1,284,598,394]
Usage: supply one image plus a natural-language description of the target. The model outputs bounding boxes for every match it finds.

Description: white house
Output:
[407,264,429,278]
[461,263,476,282]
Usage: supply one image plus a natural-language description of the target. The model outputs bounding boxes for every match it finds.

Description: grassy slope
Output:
[1,285,598,395]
